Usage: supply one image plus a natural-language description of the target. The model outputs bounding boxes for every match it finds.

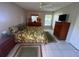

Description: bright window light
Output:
[44,15,52,26]
[31,16,38,22]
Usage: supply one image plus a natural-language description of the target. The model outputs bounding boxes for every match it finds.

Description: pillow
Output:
[9,26,18,33]
[16,24,26,31]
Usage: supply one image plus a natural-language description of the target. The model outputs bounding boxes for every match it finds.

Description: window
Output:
[31,16,38,22]
[44,15,52,26]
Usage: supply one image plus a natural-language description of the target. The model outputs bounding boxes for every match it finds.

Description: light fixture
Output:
[40,2,42,8]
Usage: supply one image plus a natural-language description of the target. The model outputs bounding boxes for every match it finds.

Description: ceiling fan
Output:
[40,2,53,8]
[40,2,54,11]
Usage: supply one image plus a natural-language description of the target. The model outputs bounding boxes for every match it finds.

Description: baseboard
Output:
[69,42,79,51]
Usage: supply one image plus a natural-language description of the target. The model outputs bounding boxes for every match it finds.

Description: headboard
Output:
[27,15,41,26]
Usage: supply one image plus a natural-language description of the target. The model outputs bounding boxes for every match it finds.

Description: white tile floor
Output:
[42,29,79,57]
[42,42,79,57]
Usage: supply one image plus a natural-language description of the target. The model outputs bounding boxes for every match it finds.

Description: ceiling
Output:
[15,2,73,12]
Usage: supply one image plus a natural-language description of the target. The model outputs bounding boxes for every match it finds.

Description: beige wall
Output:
[0,2,26,35]
[53,2,79,50]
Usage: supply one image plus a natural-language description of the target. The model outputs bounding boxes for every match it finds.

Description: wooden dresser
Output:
[54,21,70,40]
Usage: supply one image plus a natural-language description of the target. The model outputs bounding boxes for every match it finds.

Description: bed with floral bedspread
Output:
[13,27,48,43]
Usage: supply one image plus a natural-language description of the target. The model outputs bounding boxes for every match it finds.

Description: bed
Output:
[12,27,48,44]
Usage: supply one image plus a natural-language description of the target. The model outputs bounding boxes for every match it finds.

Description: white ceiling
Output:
[15,2,73,12]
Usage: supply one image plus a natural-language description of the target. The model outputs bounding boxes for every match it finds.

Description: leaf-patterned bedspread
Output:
[14,27,48,43]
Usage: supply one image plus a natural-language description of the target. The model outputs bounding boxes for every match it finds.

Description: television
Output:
[59,14,68,21]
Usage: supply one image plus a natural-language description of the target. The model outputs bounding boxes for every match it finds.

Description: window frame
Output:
[44,14,52,26]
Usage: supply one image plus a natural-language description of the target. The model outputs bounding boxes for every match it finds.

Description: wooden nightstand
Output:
[0,35,16,57]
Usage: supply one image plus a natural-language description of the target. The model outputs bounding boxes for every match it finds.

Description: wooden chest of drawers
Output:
[54,22,70,40]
